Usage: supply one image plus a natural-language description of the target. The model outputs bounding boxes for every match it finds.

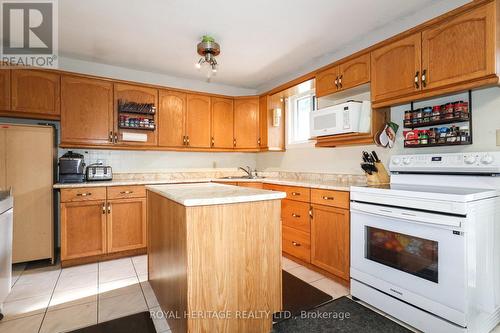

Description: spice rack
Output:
[118,100,156,131]
[403,91,472,148]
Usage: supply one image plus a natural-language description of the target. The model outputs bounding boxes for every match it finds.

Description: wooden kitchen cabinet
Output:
[338,53,370,91]
[421,2,496,90]
[158,90,186,147]
[11,69,60,119]
[234,97,259,149]
[281,199,311,233]
[211,97,234,149]
[186,94,211,148]
[61,200,107,260]
[282,225,311,263]
[61,75,114,146]
[107,198,147,253]
[316,66,339,97]
[237,182,263,189]
[371,33,422,102]
[114,83,158,146]
[0,69,10,111]
[311,204,350,280]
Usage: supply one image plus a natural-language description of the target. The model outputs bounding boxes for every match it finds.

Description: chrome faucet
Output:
[238,166,254,178]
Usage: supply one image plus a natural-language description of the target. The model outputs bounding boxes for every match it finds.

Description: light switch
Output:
[497,129,500,146]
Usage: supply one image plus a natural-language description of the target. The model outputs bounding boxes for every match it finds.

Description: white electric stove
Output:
[350,152,500,333]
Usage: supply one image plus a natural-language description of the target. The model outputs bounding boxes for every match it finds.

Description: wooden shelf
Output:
[118,125,155,131]
[404,115,470,129]
[404,140,472,148]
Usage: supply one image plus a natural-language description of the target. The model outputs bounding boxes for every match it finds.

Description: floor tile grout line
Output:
[37,265,62,333]
[131,257,150,310]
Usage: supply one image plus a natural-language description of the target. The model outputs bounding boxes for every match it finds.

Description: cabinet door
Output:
[114,83,158,146]
[0,69,10,111]
[158,90,186,147]
[61,200,107,260]
[258,95,268,149]
[11,69,60,117]
[186,94,211,148]
[61,76,113,145]
[338,53,370,91]
[371,33,421,102]
[422,2,495,90]
[107,198,146,253]
[234,97,259,149]
[315,66,339,97]
[311,204,350,280]
[211,97,234,149]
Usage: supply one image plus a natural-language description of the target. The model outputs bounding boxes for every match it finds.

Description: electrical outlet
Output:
[497,129,500,146]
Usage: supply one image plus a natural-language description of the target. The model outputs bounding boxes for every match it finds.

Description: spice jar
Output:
[432,106,441,121]
[419,130,429,145]
[438,127,448,143]
[428,128,437,144]
[459,125,470,143]
[404,110,413,126]
[422,107,432,123]
[444,103,454,119]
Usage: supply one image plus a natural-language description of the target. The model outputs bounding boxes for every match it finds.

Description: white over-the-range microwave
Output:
[310,101,371,137]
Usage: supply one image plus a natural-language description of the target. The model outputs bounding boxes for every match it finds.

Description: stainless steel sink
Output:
[217,176,265,180]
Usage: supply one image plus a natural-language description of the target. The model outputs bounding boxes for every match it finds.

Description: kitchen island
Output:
[146,183,286,333]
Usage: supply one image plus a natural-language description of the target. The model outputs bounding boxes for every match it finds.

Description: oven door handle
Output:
[350,202,462,228]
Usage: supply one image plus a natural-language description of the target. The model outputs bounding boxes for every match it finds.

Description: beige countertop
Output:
[53,176,367,192]
[146,183,286,206]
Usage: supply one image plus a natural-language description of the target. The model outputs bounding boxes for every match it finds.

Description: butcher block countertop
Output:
[146,182,286,206]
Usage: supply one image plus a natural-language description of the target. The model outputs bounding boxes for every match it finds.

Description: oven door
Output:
[350,201,467,326]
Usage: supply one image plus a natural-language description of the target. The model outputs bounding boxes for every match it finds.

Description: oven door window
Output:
[366,227,438,283]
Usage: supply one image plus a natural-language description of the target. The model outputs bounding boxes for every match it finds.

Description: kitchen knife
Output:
[371,151,381,163]
[361,163,373,175]
[362,151,372,163]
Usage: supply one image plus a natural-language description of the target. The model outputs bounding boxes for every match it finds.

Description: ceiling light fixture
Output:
[195,35,220,78]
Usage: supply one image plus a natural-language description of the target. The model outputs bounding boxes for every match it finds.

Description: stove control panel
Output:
[390,152,500,173]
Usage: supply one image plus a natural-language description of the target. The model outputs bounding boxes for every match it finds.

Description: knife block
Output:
[366,162,390,185]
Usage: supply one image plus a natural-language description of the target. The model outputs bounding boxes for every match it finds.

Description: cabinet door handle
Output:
[114,133,118,143]
[309,208,313,218]
[183,136,187,145]
[102,203,106,214]
[211,137,215,147]
[334,76,339,89]
[107,203,111,214]
[291,213,301,218]
[109,131,114,143]
[291,241,301,247]
[322,196,334,200]
[338,75,343,88]
[120,191,133,194]
[421,69,427,88]
[76,192,92,197]
[186,136,190,145]
[414,71,420,89]
[233,138,236,147]
[258,138,261,146]
[291,192,301,196]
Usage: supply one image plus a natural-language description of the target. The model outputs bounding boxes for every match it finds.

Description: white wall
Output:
[58,148,257,173]
[257,87,500,175]
[59,56,257,96]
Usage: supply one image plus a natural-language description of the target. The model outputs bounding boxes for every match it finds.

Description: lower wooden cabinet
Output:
[60,186,147,263]
[107,198,146,253]
[61,200,107,260]
[282,225,311,262]
[310,204,350,280]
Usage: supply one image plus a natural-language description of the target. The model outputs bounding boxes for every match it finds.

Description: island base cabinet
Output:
[147,191,282,333]
[61,201,107,261]
[311,204,350,281]
[107,198,147,253]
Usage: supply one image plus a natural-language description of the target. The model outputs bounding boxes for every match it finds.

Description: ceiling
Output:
[60,0,444,89]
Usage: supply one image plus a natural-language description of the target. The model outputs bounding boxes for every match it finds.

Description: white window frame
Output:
[286,89,315,148]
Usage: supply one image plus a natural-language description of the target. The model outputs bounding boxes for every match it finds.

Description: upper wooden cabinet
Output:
[234,97,259,149]
[421,2,496,90]
[316,53,370,97]
[61,75,114,146]
[258,95,269,150]
[11,69,60,118]
[338,53,370,91]
[158,90,186,148]
[371,33,422,103]
[316,66,339,97]
[186,94,211,148]
[0,70,10,111]
[114,83,158,146]
[211,97,234,149]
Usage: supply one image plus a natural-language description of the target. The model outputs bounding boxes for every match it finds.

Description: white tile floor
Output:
[1,255,498,333]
